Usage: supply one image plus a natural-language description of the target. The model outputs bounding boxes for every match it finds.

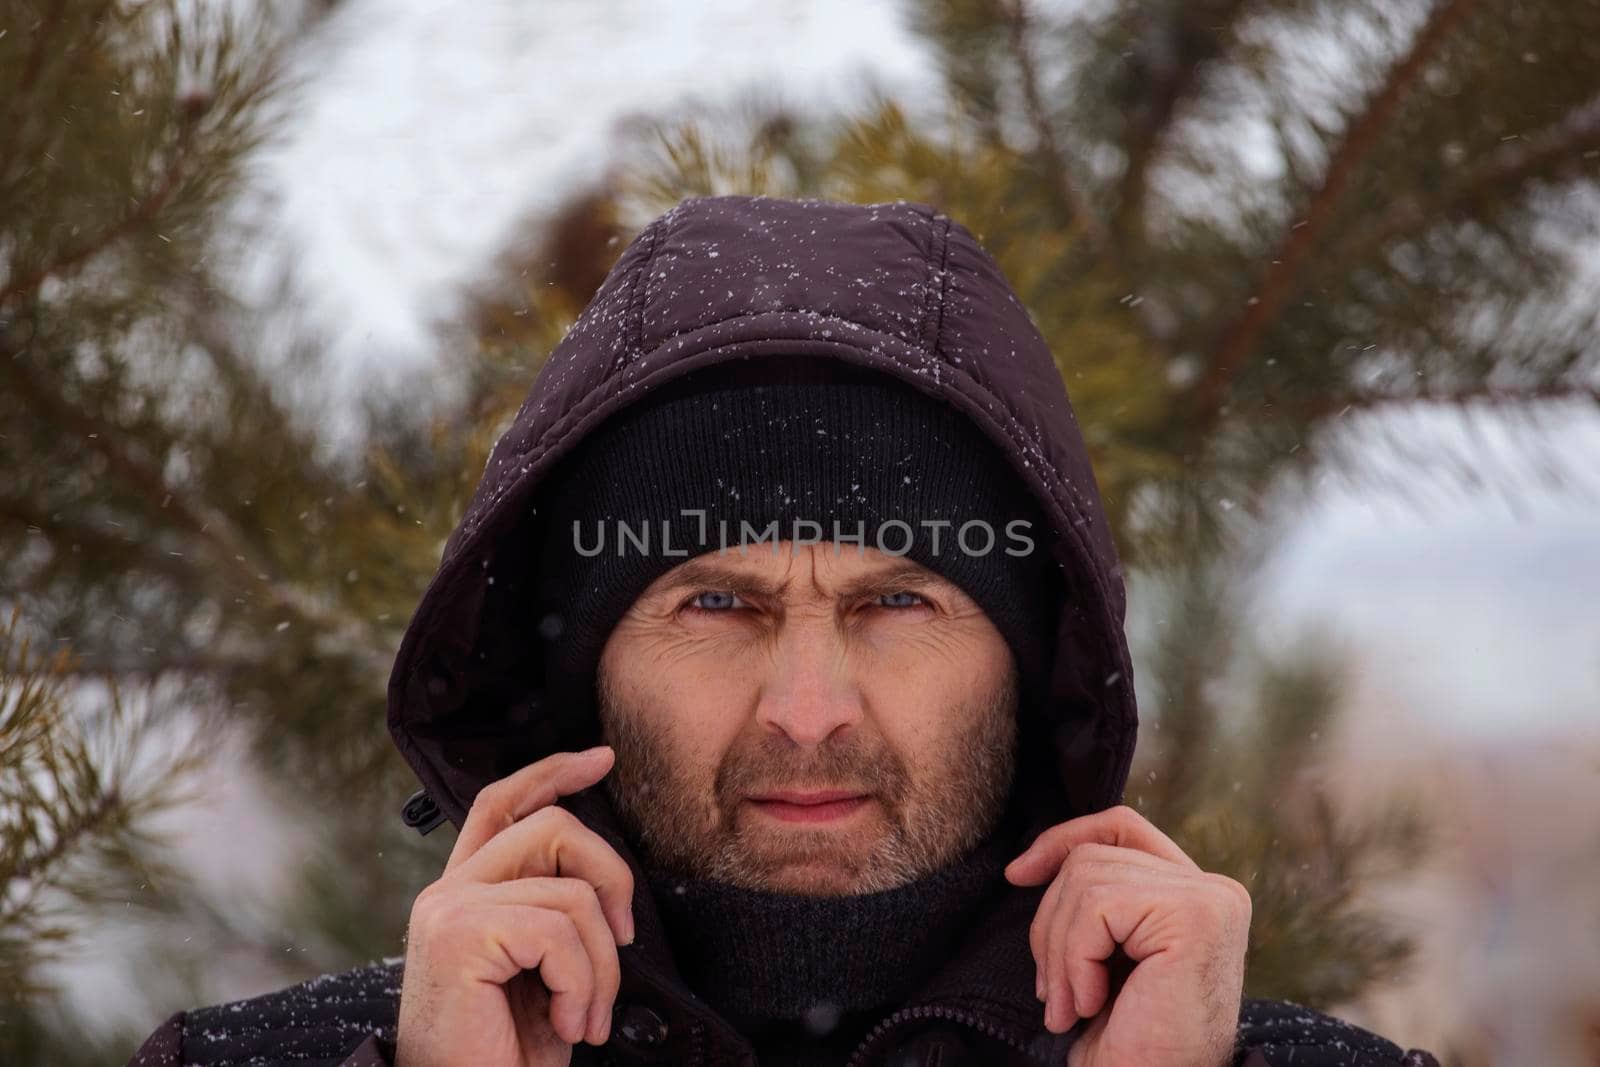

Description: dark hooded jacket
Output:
[125,195,1440,1067]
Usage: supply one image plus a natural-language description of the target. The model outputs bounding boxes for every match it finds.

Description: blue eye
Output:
[689,590,744,611]
[878,591,925,609]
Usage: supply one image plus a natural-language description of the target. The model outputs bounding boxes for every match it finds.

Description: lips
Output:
[745,789,872,824]
[750,789,863,805]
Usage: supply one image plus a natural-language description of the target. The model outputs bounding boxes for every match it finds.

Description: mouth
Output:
[745,789,872,824]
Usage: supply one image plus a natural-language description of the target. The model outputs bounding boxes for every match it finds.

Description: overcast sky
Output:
[247,0,1599,739]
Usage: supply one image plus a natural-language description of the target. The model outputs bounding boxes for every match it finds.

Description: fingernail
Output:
[623,909,636,944]
[1035,972,1044,1000]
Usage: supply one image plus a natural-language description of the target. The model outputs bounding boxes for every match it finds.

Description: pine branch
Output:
[996,0,1110,251]
[0,0,97,192]
[0,607,203,1014]
[1186,0,1483,431]
[2,3,289,309]
[3,788,122,903]
[1324,98,1600,278]
[989,0,1177,359]
[1293,381,1600,421]
[0,633,254,681]
[33,660,240,683]
[12,0,69,98]
[2,355,393,686]
[0,497,198,590]
[1113,0,1253,238]
[0,137,191,306]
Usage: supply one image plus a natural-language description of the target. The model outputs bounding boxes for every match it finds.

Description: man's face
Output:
[597,541,1018,896]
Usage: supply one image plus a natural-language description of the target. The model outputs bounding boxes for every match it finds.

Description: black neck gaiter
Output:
[644,830,1015,1043]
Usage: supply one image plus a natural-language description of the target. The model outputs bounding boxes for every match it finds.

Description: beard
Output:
[597,667,1019,896]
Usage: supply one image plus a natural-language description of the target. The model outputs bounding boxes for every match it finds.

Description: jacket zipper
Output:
[845,1003,1041,1067]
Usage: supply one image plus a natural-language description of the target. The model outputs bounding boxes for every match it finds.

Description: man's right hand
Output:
[394,747,635,1067]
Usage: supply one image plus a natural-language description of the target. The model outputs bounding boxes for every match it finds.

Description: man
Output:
[127,195,1439,1066]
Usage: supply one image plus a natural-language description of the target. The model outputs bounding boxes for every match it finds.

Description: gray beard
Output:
[597,666,1019,895]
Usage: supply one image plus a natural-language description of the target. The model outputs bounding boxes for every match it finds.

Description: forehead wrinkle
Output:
[650,547,955,610]
[830,560,946,602]
[654,552,793,600]
[803,550,942,604]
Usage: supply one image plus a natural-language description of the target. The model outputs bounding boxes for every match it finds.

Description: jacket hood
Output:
[387,194,1137,833]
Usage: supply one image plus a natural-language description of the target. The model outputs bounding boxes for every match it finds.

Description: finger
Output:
[1033,869,1076,1033]
[485,903,594,1046]
[477,878,622,1046]
[1044,870,1088,1032]
[1045,841,1193,876]
[1056,865,1216,1020]
[1006,805,1199,884]
[1029,870,1066,1002]
[1041,857,1199,1030]
[446,747,615,875]
[451,804,636,944]
[1058,883,1132,1021]
[1033,853,1153,1023]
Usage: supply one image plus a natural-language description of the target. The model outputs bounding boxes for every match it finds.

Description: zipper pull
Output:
[401,788,447,835]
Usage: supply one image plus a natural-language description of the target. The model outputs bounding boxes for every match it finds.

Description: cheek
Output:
[603,627,762,776]
[863,621,1008,699]
[667,668,751,777]
[858,624,1012,756]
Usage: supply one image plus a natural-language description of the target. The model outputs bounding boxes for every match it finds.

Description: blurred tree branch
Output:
[1112,0,1253,239]
[1324,98,1600,276]
[1187,0,1485,432]
[997,0,1111,251]
[2,6,446,1052]
[1292,381,1600,420]
[0,133,191,306]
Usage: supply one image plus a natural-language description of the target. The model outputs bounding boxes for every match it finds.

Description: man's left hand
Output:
[1004,805,1251,1067]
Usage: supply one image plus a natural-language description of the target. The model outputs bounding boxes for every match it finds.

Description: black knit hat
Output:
[533,358,1062,717]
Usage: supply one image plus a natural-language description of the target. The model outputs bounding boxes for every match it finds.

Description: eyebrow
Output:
[832,561,944,601]
[651,554,946,602]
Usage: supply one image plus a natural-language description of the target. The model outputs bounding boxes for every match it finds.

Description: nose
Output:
[754,622,863,748]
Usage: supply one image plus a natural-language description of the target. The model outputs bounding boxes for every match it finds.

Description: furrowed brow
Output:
[833,562,945,601]
[651,555,947,603]
[653,556,789,600]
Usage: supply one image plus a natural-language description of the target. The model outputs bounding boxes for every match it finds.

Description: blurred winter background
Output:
[3,0,1598,1063]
